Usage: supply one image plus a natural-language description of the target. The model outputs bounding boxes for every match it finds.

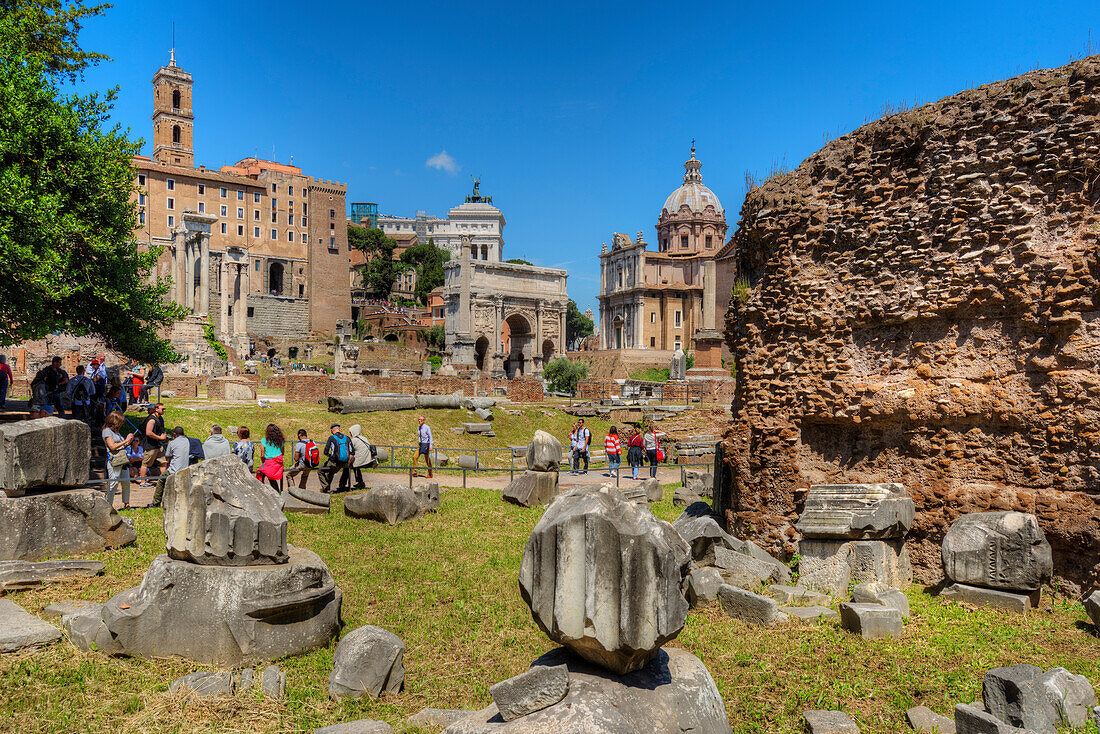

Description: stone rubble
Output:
[0,599,61,652]
[802,710,860,733]
[344,483,428,524]
[0,417,90,496]
[905,705,956,733]
[838,602,904,640]
[716,584,788,627]
[329,625,406,701]
[0,559,104,591]
[489,663,569,722]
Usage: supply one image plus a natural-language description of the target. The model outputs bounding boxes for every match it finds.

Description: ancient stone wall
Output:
[284,373,546,404]
[246,295,310,338]
[165,375,200,398]
[719,57,1100,592]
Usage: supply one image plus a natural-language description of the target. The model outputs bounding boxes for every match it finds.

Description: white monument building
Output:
[435,183,569,378]
[379,179,505,262]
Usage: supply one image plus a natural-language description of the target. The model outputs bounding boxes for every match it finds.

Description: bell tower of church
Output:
[151,49,194,167]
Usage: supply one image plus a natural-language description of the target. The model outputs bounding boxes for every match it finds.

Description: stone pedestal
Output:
[0,490,136,561]
[686,330,731,381]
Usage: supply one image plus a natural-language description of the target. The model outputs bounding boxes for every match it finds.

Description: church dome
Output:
[662,146,723,215]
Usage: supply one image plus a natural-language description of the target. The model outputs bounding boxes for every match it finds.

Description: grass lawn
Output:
[1,485,1098,733]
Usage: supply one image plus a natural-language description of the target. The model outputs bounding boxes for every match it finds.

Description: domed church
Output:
[597,145,734,374]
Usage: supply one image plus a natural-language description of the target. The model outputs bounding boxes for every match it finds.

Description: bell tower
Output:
[151,49,194,167]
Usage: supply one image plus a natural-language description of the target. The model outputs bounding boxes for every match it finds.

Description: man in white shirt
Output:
[151,426,190,507]
[413,415,433,479]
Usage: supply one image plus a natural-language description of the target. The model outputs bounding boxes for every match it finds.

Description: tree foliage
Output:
[400,238,450,304]
[543,357,589,394]
[0,1,186,363]
[565,299,594,346]
[348,226,407,297]
[424,324,445,350]
[505,258,532,265]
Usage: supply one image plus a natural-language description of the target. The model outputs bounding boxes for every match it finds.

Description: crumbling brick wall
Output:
[719,56,1100,593]
[165,375,200,398]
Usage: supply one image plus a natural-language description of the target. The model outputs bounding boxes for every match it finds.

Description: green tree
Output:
[565,299,594,347]
[505,258,532,265]
[424,324,445,350]
[0,1,186,363]
[348,226,407,297]
[543,357,589,394]
[400,238,450,304]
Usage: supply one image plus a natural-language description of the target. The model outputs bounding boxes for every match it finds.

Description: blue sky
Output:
[75,1,1099,313]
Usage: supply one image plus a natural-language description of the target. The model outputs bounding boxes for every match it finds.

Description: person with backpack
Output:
[138,403,168,484]
[65,364,94,424]
[255,423,285,491]
[234,425,255,469]
[627,426,646,480]
[604,426,621,477]
[348,424,375,490]
[320,423,354,493]
[642,421,667,479]
[202,425,232,459]
[44,356,69,417]
[288,428,319,489]
[571,418,591,475]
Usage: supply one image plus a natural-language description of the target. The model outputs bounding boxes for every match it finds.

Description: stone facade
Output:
[285,373,544,404]
[717,56,1100,592]
[134,54,350,358]
[443,238,568,378]
[598,147,733,359]
[379,180,504,262]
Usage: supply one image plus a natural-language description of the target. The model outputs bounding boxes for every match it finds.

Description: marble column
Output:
[199,234,211,316]
[219,258,230,339]
[235,264,247,337]
[533,301,543,372]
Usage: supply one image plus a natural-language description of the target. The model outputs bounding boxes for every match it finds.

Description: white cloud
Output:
[426,150,460,175]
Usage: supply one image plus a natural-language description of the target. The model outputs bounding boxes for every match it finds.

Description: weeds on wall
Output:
[732,276,752,304]
[202,318,229,361]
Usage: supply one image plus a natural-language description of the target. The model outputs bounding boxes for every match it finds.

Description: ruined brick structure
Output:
[285,373,545,404]
[718,57,1100,592]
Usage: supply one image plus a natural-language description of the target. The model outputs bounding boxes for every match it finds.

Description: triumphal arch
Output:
[442,236,569,378]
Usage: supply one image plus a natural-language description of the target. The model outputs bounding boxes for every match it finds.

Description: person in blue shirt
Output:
[319,423,354,493]
[412,415,433,479]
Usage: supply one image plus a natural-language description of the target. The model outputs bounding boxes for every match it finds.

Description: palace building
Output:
[132,52,350,360]
[597,145,733,374]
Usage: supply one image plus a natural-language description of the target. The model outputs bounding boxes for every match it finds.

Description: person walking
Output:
[151,426,190,507]
[138,403,167,484]
[255,423,285,491]
[44,356,69,417]
[412,415,433,478]
[642,421,666,479]
[349,424,373,489]
[66,364,95,425]
[288,429,319,489]
[101,411,135,509]
[129,363,145,403]
[234,426,254,469]
[572,419,591,475]
[604,426,621,477]
[627,427,645,480]
[0,355,12,410]
[202,425,232,459]
[567,421,579,475]
[319,423,353,493]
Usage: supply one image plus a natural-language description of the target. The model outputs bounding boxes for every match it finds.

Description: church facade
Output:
[597,147,730,356]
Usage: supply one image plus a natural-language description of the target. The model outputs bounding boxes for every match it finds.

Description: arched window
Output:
[172,125,181,144]
[172,90,181,109]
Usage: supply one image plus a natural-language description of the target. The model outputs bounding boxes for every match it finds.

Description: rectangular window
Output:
[302,204,307,215]
[247,307,254,317]
[237,190,244,200]
[138,193,146,205]
[674,339,682,351]
[254,226,260,238]
[254,261,260,271]
[271,184,276,192]
[330,209,335,218]
[650,337,655,347]
[298,284,304,297]
[705,235,713,248]
[650,313,655,323]
[287,230,293,242]
[168,215,174,227]
[674,310,682,328]
[680,235,688,248]
[220,205,227,216]
[271,198,277,209]
[167,197,174,210]
[271,229,277,239]
[288,185,294,196]
[301,216,307,227]
[329,222,335,231]
[220,222,226,234]
[220,187,227,198]
[167,179,174,191]
[139,211,145,225]
[289,214,295,226]
[330,237,336,248]
[198,184,205,195]
[271,212,277,223]
[198,202,204,213]
[237,224,244,236]
[138,174,146,186]
[254,192,260,203]
[254,210,259,221]
[237,207,244,219]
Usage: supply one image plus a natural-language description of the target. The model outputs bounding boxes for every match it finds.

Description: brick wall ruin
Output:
[285,374,546,404]
[718,56,1100,593]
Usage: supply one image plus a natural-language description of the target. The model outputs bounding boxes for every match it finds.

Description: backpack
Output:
[331,434,349,463]
[72,379,89,404]
[304,440,320,467]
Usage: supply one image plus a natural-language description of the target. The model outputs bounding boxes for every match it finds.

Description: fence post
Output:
[408,466,413,488]
[510,451,514,482]
[463,469,467,489]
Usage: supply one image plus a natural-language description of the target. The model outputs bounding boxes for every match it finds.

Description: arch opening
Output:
[269,262,284,296]
[474,336,490,372]
[542,339,554,366]
[172,125,181,144]
[172,90,181,109]
[503,314,531,378]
